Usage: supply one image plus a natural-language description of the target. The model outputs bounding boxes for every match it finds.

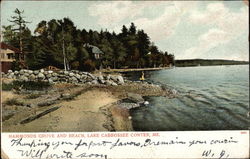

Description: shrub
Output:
[71,61,80,70]
[2,83,14,91]
[83,59,96,72]
[25,93,41,99]
[2,81,51,91]
[16,81,51,90]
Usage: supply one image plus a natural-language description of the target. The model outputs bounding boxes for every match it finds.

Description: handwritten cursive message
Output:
[2,131,249,159]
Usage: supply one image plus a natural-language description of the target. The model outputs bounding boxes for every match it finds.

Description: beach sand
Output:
[2,82,167,132]
[2,89,133,132]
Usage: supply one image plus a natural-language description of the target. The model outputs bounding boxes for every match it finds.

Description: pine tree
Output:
[8,8,31,58]
[129,22,136,35]
[121,25,128,37]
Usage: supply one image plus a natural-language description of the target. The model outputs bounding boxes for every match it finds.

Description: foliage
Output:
[2,9,175,71]
[2,81,51,91]
[2,82,14,91]
[25,93,41,99]
[11,60,22,71]
[83,59,96,72]
[3,9,32,70]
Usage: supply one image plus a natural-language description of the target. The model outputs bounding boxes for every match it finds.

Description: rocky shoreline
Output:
[2,69,174,132]
[2,69,125,86]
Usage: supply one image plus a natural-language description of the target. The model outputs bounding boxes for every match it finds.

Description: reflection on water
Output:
[123,65,249,131]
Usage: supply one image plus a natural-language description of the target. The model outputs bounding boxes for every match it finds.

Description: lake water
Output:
[123,65,249,131]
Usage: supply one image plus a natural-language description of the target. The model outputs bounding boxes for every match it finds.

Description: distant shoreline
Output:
[175,63,249,68]
[175,59,249,67]
[99,62,249,73]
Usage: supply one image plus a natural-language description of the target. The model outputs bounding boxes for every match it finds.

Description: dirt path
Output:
[3,90,120,132]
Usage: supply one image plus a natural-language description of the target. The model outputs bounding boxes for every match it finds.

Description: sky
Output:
[1,1,249,61]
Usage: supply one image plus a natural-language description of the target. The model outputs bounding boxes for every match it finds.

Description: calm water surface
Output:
[123,65,249,130]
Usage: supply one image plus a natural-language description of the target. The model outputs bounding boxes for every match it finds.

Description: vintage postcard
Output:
[1,0,249,159]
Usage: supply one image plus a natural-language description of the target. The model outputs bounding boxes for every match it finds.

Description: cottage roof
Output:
[91,46,103,54]
[83,43,103,54]
[0,42,21,53]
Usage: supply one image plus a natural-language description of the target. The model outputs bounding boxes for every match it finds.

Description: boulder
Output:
[117,75,124,84]
[43,71,48,75]
[71,77,78,82]
[99,80,106,84]
[91,80,99,85]
[119,102,140,109]
[51,77,58,81]
[63,71,69,75]
[7,75,13,79]
[127,93,144,104]
[110,75,117,81]
[19,76,29,81]
[40,69,45,73]
[97,75,104,81]
[75,74,81,79]
[69,72,74,77]
[106,75,111,80]
[46,73,52,78]
[82,72,89,75]
[111,82,118,86]
[144,101,150,105]
[9,72,15,77]
[28,70,33,74]
[52,73,58,77]
[34,70,39,75]
[109,75,124,84]
[19,69,25,74]
[81,75,88,80]
[88,73,95,80]
[38,73,45,79]
[105,80,112,86]
[30,74,36,80]
[48,78,54,84]
[86,82,92,85]
[8,70,13,73]
[48,70,53,74]
[61,93,71,99]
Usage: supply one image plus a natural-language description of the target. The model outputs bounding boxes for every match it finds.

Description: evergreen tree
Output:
[8,8,31,57]
[2,25,18,46]
[129,22,136,35]
[3,9,175,71]
[110,37,126,68]
[121,25,128,37]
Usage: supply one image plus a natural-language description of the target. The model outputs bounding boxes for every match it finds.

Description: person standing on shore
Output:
[140,71,145,81]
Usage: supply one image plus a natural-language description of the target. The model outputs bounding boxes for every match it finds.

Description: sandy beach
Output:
[2,82,167,132]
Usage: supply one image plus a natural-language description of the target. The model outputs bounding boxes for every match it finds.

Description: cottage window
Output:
[7,53,14,59]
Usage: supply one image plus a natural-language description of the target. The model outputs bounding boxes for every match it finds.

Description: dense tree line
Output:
[2,9,174,71]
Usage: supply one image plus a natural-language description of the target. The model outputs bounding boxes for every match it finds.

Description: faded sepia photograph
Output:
[1,0,249,133]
